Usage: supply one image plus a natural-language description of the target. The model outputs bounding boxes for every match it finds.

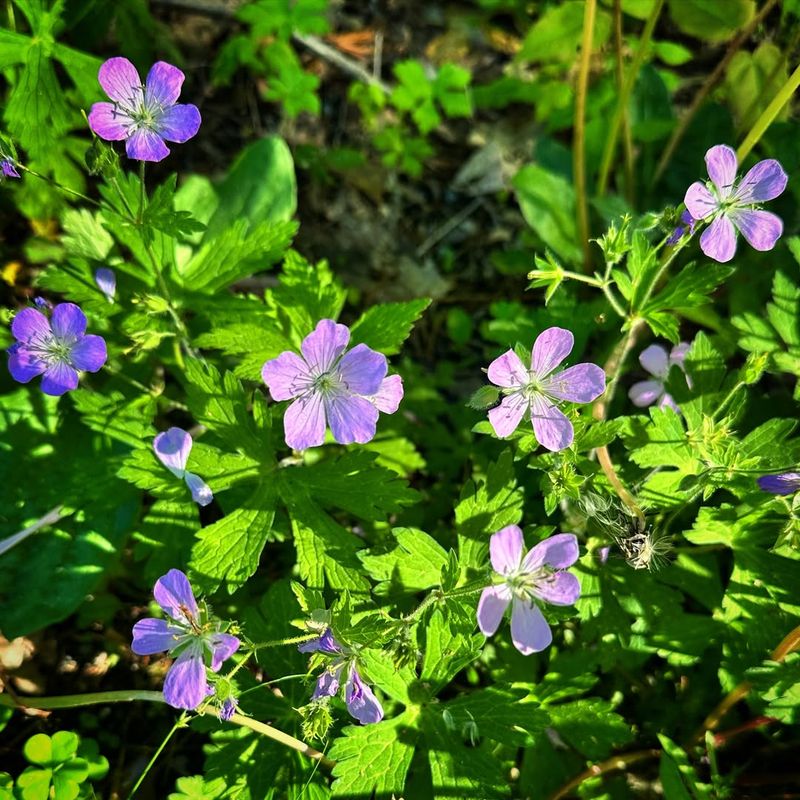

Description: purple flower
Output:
[684,144,787,263]
[667,210,697,245]
[153,427,213,507]
[757,472,800,495]
[299,629,384,724]
[7,302,107,396]
[261,319,403,451]
[95,268,116,303]
[131,569,240,710]
[219,696,238,721]
[486,327,605,451]
[477,526,580,655]
[88,58,201,162]
[628,342,690,413]
[1,159,19,179]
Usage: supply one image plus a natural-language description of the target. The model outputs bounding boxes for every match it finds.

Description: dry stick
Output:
[548,748,661,800]
[573,0,597,270]
[653,0,781,185]
[0,506,66,557]
[613,0,635,206]
[596,0,664,197]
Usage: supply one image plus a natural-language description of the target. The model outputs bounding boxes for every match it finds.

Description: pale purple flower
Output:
[154,427,213,507]
[261,319,402,451]
[757,472,800,495]
[667,210,696,245]
[477,526,580,655]
[7,302,107,396]
[219,696,238,721]
[88,58,201,162]
[684,144,787,263]
[299,629,384,724]
[131,569,240,710]
[486,327,605,451]
[628,342,690,413]
[95,268,116,303]
[1,159,19,179]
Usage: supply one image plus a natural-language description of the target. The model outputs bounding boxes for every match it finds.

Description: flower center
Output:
[506,566,553,601]
[312,370,343,395]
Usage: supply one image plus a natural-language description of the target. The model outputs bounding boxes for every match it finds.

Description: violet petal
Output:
[684,181,718,220]
[153,569,199,624]
[184,472,213,507]
[733,159,787,204]
[163,646,209,710]
[145,61,185,106]
[532,571,581,606]
[70,335,107,372]
[729,209,783,252]
[12,307,50,343]
[510,599,552,655]
[261,351,312,401]
[338,343,387,396]
[699,215,737,263]
[284,392,327,450]
[157,104,202,143]
[345,668,384,724]
[628,380,664,408]
[368,374,404,414]
[530,395,574,452]
[489,525,524,575]
[301,319,350,374]
[522,533,579,571]
[487,349,529,389]
[40,362,79,396]
[208,633,240,672]
[705,144,738,200]
[543,363,605,403]
[98,57,142,106]
[531,327,573,378]
[88,102,132,141]
[126,128,170,162]
[487,391,528,438]
[153,427,192,478]
[131,617,183,655]
[476,584,512,636]
[325,392,379,444]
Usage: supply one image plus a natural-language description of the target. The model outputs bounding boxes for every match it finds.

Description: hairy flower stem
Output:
[596,0,664,196]
[19,166,100,207]
[404,581,488,624]
[137,160,146,224]
[573,0,596,270]
[652,0,780,185]
[737,61,800,163]
[127,712,187,799]
[0,689,332,768]
[250,633,320,649]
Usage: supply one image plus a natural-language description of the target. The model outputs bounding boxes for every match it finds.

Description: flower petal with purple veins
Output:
[219,697,238,721]
[11,307,50,343]
[487,349,529,388]
[154,427,192,478]
[705,144,738,199]
[487,391,528,438]
[729,209,783,252]
[95,268,116,302]
[284,392,327,450]
[699,214,737,263]
[543,363,605,403]
[345,668,384,724]
[184,472,213,507]
[71,335,107,372]
[8,346,47,384]
[368,374,403,414]
[2,160,20,178]
[531,571,581,606]
[153,569,199,624]
[40,362,79,396]
[522,533,579,571]
[530,395,574,452]
[757,472,800,495]
[126,128,170,162]
[733,159,788,204]
[476,584,512,636]
[684,181,718,220]
[88,102,133,141]
[157,104,202,143]
[629,379,664,408]
[490,525,524,575]
[262,351,313,401]
[639,344,669,379]
[145,61,185,107]
[131,617,184,655]
[510,598,552,655]
[98,57,142,106]
[50,303,87,340]
[324,393,379,444]
[163,646,209,710]
[208,633,240,671]
[312,666,343,699]
[531,327,573,378]
[301,319,350,374]
[337,344,387,396]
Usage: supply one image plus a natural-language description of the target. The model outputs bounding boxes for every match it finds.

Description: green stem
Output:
[596,0,664,196]
[126,712,186,800]
[709,380,745,422]
[574,0,597,270]
[404,580,488,624]
[137,160,146,224]
[250,634,320,649]
[737,61,800,163]
[614,0,635,205]
[19,166,100,206]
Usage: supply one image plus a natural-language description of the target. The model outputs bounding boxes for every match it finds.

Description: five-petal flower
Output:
[477,526,581,655]
[88,58,201,162]
[684,144,787,263]
[628,342,690,413]
[486,327,605,451]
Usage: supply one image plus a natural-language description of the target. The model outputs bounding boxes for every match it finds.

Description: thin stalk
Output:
[574,0,597,269]
[597,0,664,196]
[250,634,320,649]
[137,160,146,224]
[126,713,186,800]
[549,748,661,800]
[19,166,100,206]
[653,0,781,184]
[613,0,635,204]
[737,61,800,163]
[0,506,65,557]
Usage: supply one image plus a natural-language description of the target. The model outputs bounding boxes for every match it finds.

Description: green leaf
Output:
[433,63,473,118]
[724,42,789,132]
[421,607,483,690]
[667,0,755,43]
[142,175,206,238]
[349,299,431,354]
[657,734,713,800]
[643,262,734,315]
[359,527,448,592]
[747,653,800,724]
[548,699,633,760]
[61,209,114,261]
[518,2,611,62]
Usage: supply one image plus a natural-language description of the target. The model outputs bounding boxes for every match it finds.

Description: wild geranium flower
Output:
[299,629,384,724]
[88,58,201,162]
[666,210,696,245]
[261,319,403,451]
[628,342,690,413]
[684,144,787,263]
[154,427,213,507]
[95,268,116,303]
[1,159,19,179]
[219,696,238,721]
[7,302,107,396]
[757,472,800,495]
[477,526,580,655]
[486,327,605,451]
[131,569,239,710]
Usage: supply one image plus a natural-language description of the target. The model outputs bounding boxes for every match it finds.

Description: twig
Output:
[415,197,483,258]
[149,0,234,19]
[548,748,661,800]
[0,506,66,557]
